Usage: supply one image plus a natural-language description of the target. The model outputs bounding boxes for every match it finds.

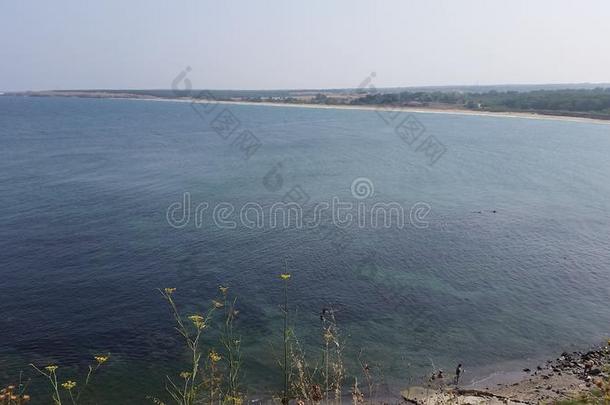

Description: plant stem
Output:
[283,278,289,404]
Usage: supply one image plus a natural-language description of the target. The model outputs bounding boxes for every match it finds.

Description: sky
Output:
[1,0,609,91]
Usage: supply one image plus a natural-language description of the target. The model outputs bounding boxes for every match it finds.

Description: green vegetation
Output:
[351,88,610,119]
[118,86,610,119]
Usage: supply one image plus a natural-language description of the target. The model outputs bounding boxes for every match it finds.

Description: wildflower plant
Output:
[157,287,218,405]
[218,286,243,405]
[30,354,109,405]
[321,309,344,403]
[356,349,383,404]
[287,331,322,403]
[280,268,291,405]
[205,348,222,404]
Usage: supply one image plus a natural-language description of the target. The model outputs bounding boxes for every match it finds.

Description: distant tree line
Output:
[17,87,610,119]
[350,88,610,116]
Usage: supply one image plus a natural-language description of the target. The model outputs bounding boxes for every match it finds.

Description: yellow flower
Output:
[209,349,221,363]
[44,365,58,373]
[212,300,224,309]
[94,355,109,364]
[219,285,229,295]
[226,396,243,405]
[280,273,291,280]
[188,314,206,329]
[61,381,76,390]
[164,287,176,295]
[179,371,192,379]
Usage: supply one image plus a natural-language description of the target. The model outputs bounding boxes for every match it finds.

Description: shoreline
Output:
[200,99,610,125]
[6,93,610,125]
[402,342,610,404]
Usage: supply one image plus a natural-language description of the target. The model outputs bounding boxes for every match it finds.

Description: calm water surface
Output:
[1,96,609,403]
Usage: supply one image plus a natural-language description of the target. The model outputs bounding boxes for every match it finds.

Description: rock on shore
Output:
[401,343,609,404]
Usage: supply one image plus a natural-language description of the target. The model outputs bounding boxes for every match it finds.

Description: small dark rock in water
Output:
[537,365,543,370]
[523,368,531,372]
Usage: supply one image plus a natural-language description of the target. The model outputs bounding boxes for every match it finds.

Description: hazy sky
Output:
[1,0,609,91]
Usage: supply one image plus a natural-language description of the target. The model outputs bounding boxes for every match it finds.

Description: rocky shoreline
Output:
[402,343,610,404]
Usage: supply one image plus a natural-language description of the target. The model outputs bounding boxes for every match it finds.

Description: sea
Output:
[1,95,609,403]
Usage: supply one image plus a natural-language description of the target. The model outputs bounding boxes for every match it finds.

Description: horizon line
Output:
[5,81,610,94]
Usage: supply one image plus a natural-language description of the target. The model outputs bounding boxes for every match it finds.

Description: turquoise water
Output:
[0,96,609,403]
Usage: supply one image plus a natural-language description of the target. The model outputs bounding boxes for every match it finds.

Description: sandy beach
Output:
[197,99,610,125]
[127,96,610,125]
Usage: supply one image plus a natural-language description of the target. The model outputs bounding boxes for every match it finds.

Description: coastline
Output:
[402,342,610,404]
[5,92,610,125]
[197,99,610,125]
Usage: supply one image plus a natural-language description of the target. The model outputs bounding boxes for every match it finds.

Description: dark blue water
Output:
[1,96,609,403]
